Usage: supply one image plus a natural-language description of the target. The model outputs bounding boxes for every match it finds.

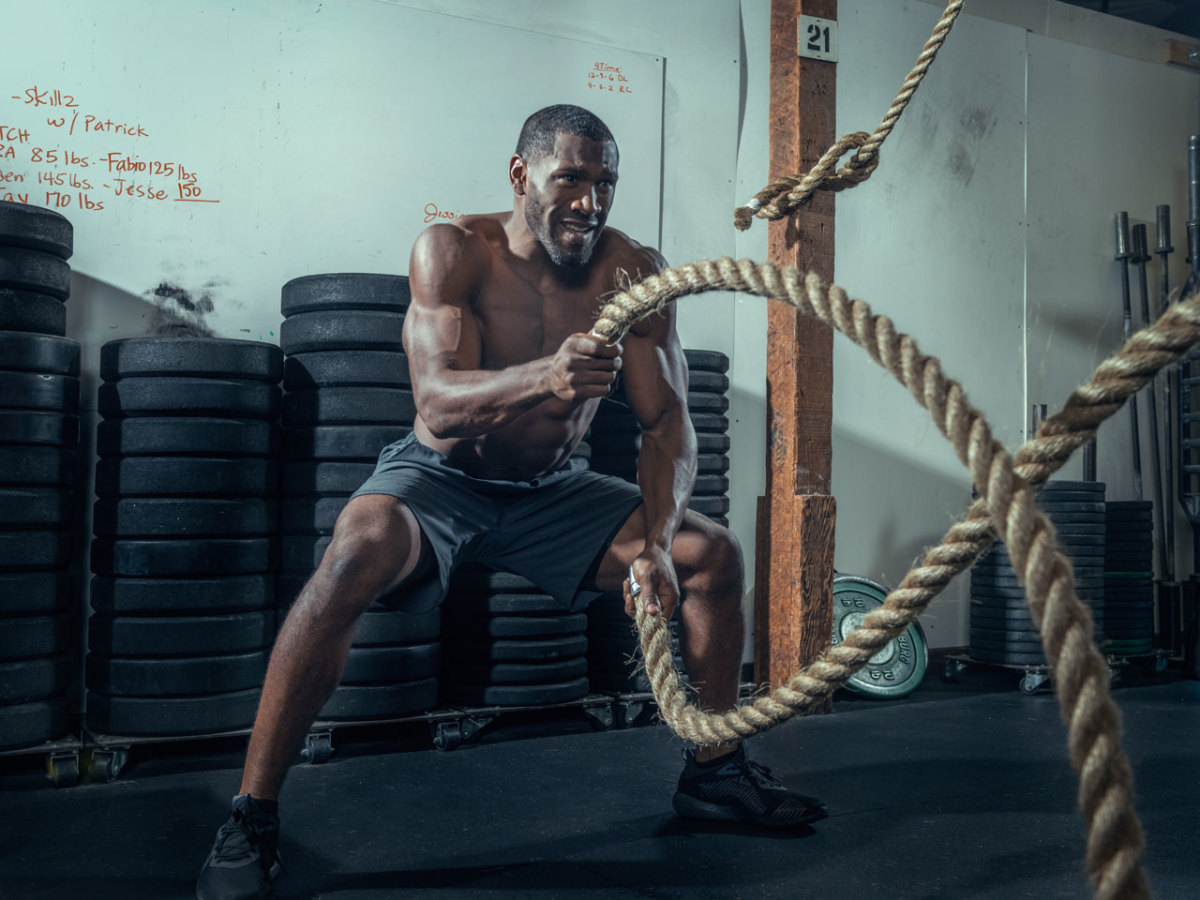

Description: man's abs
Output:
[413,397,599,481]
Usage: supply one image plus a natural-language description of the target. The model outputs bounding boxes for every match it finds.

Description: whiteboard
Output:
[0,0,665,340]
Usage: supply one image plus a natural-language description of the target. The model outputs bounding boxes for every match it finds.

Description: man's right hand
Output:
[546,333,622,402]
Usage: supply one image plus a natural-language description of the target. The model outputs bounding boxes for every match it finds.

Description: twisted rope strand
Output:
[591,257,1194,900]
[734,0,965,231]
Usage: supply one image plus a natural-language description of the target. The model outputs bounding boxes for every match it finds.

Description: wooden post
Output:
[754,0,837,695]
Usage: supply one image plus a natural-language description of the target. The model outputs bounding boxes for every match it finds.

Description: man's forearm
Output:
[636,413,698,551]
[419,357,554,439]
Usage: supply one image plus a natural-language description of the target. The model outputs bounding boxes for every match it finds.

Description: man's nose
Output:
[573,188,600,217]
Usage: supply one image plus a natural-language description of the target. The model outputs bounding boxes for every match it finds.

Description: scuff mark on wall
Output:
[143,281,216,336]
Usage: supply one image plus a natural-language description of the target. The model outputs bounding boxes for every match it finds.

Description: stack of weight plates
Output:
[278,274,413,598]
[439,565,590,707]
[86,337,282,736]
[0,202,77,750]
[279,273,437,720]
[831,574,928,698]
[968,480,1106,666]
[586,348,732,527]
[586,593,686,693]
[1101,500,1154,658]
[683,349,732,528]
[0,201,72,337]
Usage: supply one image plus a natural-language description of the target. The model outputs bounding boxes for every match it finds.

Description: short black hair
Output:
[515,104,617,163]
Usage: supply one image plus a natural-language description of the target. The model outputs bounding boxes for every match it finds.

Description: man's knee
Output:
[320,494,424,597]
[680,515,744,599]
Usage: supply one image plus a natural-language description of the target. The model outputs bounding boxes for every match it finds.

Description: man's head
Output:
[511,105,619,268]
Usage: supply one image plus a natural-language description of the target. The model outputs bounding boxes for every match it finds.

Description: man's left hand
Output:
[624,546,679,620]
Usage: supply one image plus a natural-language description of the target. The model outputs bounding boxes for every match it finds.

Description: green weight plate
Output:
[284,424,411,460]
[100,337,283,381]
[282,461,374,494]
[0,572,72,614]
[0,613,71,658]
[0,332,79,375]
[85,688,261,737]
[443,634,588,662]
[341,643,440,684]
[98,377,280,420]
[97,417,278,457]
[282,388,417,426]
[90,574,274,614]
[87,611,275,657]
[283,350,411,390]
[280,273,410,316]
[831,574,927,698]
[0,247,70,299]
[0,289,65,336]
[451,656,588,686]
[0,697,70,750]
[441,676,590,707]
[318,678,437,720]
[683,349,729,373]
[91,538,275,577]
[94,457,278,498]
[86,650,270,696]
[279,309,405,355]
[0,655,71,704]
[0,201,73,259]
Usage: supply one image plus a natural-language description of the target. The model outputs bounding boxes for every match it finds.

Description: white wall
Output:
[17,0,1200,659]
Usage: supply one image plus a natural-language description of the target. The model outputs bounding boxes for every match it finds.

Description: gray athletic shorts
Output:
[350,432,644,613]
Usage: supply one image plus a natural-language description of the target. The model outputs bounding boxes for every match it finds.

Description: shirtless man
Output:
[197,104,825,900]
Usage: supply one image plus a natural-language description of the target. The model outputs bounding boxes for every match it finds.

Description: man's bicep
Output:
[404,225,484,375]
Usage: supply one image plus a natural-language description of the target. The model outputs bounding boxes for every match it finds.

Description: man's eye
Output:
[559,174,577,183]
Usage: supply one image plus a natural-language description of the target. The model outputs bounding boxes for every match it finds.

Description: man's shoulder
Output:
[598,226,666,277]
[415,213,503,255]
[411,215,505,289]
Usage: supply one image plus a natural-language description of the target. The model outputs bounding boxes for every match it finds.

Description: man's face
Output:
[520,132,618,268]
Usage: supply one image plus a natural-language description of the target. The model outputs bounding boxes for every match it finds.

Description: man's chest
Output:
[473,268,611,365]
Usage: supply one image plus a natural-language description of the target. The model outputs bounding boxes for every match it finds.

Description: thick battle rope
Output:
[589,259,1200,900]
[733,0,965,231]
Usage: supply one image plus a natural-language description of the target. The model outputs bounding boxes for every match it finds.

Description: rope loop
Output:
[589,257,1191,900]
[735,0,965,231]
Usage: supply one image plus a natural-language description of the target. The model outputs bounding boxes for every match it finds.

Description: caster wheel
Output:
[434,721,462,751]
[87,748,127,783]
[1019,672,1048,696]
[942,659,964,683]
[46,752,79,787]
[301,732,333,764]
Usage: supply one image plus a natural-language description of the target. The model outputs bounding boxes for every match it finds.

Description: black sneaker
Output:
[672,744,827,828]
[196,794,282,900]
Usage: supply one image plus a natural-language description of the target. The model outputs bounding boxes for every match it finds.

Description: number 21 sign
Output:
[797,14,838,62]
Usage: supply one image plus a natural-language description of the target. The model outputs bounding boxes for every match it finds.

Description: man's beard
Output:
[525,190,596,268]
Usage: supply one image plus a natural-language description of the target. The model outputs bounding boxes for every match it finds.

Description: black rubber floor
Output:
[1,665,1197,899]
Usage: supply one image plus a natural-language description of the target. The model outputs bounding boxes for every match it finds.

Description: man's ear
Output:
[509,154,527,197]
